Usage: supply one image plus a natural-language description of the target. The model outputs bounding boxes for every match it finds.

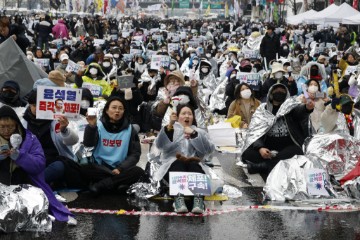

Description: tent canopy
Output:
[304,4,339,24]
[342,12,360,25]
[286,9,318,25]
[324,3,359,23]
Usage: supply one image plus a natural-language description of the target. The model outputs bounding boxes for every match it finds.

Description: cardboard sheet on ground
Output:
[0,38,48,97]
[169,172,211,196]
[117,75,135,89]
[208,122,236,146]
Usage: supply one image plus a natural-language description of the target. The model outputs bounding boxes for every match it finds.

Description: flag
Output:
[171,0,174,13]
[205,4,210,16]
[111,0,117,7]
[234,0,240,17]
[353,0,358,10]
[116,0,125,13]
[50,0,61,9]
[273,3,279,23]
[225,2,229,18]
[329,0,334,4]
[104,0,108,13]
[96,0,103,11]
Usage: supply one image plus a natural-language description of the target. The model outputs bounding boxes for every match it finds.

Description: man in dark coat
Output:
[0,16,30,53]
[260,25,280,67]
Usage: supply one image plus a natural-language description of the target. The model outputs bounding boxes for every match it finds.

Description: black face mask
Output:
[341,104,353,115]
[1,91,17,103]
[310,69,318,76]
[253,64,262,71]
[272,91,287,103]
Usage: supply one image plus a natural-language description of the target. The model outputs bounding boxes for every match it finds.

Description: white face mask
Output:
[113,54,120,58]
[178,94,190,105]
[308,85,318,94]
[89,68,98,75]
[241,89,252,99]
[274,72,283,79]
[206,53,211,58]
[138,61,143,64]
[201,67,209,73]
[81,100,91,109]
[230,74,236,79]
[103,62,111,68]
[169,64,176,71]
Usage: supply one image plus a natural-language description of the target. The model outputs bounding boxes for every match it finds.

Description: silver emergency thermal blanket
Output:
[304,133,360,178]
[0,184,52,233]
[343,177,360,199]
[263,155,337,201]
[354,109,360,141]
[208,78,227,111]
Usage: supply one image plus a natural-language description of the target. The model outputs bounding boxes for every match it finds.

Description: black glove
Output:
[331,97,340,110]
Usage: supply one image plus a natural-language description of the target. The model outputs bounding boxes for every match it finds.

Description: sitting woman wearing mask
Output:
[75,63,113,99]
[261,62,297,101]
[83,97,144,195]
[0,105,76,225]
[154,104,215,214]
[228,83,261,128]
[297,80,328,132]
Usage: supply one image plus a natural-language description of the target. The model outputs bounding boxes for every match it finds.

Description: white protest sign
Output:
[305,168,330,196]
[122,32,130,38]
[169,172,211,196]
[33,58,50,67]
[208,122,236,146]
[111,34,118,40]
[222,33,230,38]
[150,55,171,70]
[49,48,58,58]
[242,49,260,59]
[180,32,187,39]
[168,43,179,53]
[345,65,358,75]
[236,72,261,91]
[122,54,134,62]
[65,40,73,46]
[66,60,81,73]
[146,50,157,58]
[133,36,143,41]
[36,86,82,120]
[130,48,142,56]
[314,47,325,54]
[117,75,135,89]
[93,39,105,46]
[82,82,103,98]
[52,38,63,46]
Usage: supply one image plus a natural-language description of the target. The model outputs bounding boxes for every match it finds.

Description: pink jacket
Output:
[52,19,69,39]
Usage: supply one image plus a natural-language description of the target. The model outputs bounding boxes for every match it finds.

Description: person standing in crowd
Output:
[83,97,144,196]
[52,18,69,39]
[35,15,52,50]
[260,25,280,67]
[336,26,351,51]
[0,16,30,53]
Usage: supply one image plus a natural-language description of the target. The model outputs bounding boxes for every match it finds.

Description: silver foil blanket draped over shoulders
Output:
[0,184,52,233]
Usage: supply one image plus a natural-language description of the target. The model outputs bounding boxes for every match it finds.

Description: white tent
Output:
[324,3,359,23]
[304,4,339,24]
[286,9,318,25]
[342,14,360,25]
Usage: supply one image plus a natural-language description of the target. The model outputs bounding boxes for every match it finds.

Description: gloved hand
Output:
[331,97,340,110]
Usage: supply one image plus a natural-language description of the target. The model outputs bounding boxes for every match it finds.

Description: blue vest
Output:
[93,121,132,168]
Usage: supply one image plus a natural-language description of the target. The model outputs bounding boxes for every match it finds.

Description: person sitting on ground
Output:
[153,104,215,214]
[0,80,26,107]
[83,96,144,196]
[0,105,76,225]
[227,82,261,128]
[242,84,314,177]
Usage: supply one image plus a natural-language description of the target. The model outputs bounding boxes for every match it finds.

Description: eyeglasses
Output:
[0,124,16,132]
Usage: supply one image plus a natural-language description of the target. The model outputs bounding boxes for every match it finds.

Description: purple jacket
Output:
[16,129,73,222]
[52,20,69,39]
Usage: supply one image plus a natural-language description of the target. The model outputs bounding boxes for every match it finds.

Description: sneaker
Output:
[191,194,205,214]
[67,216,77,226]
[55,194,67,203]
[173,193,188,213]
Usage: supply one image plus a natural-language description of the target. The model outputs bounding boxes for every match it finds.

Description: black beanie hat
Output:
[27,90,37,105]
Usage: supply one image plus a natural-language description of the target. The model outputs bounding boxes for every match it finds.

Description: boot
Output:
[173,193,188,213]
[89,177,114,196]
[245,160,271,174]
